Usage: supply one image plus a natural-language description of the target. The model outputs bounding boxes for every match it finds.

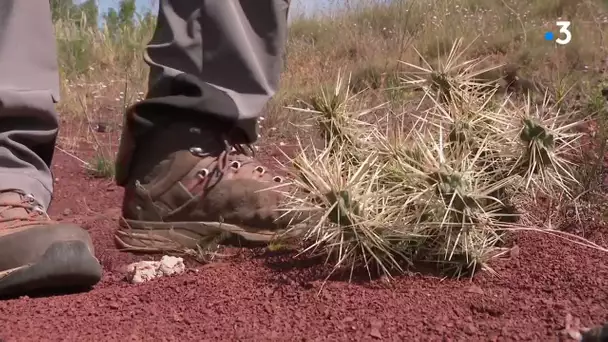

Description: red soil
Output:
[0,146,607,341]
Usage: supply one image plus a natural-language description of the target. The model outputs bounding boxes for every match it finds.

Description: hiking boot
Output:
[115,121,307,252]
[0,190,102,297]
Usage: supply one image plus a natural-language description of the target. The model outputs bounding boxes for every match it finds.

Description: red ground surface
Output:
[0,146,607,341]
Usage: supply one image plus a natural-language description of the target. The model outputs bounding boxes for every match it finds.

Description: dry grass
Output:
[56,0,608,275]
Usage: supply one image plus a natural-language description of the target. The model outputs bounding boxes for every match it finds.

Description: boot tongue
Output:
[0,192,31,221]
[129,121,227,186]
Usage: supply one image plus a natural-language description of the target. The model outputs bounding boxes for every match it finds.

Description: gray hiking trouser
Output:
[0,0,289,209]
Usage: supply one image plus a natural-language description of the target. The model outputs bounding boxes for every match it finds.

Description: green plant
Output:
[89,152,115,179]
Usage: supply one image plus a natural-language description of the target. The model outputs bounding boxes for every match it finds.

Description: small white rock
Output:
[127,261,159,284]
[125,256,186,284]
[158,255,186,276]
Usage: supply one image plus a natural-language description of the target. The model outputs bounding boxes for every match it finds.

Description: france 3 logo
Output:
[544,21,572,45]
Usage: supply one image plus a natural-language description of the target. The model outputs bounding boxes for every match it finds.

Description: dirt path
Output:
[0,151,606,341]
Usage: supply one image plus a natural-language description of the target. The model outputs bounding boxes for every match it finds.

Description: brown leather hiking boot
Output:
[0,190,102,297]
[115,121,307,252]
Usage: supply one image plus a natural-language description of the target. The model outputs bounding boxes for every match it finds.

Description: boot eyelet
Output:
[255,166,266,175]
[231,161,241,169]
[273,176,283,183]
[189,147,203,155]
[196,168,209,179]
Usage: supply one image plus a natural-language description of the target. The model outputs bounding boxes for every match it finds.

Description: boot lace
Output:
[188,134,285,184]
[0,192,51,229]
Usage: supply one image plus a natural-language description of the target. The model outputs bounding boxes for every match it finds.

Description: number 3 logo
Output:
[556,21,572,45]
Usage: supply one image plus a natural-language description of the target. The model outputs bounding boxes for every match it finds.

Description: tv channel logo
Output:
[544,21,572,45]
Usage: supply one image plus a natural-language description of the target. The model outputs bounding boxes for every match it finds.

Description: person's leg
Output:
[115,0,290,181]
[115,0,306,250]
[0,0,102,297]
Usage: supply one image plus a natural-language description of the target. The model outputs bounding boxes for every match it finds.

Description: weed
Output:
[89,152,115,179]
[282,39,593,281]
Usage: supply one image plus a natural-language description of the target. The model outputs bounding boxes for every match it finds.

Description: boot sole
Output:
[115,219,305,252]
[0,240,102,297]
